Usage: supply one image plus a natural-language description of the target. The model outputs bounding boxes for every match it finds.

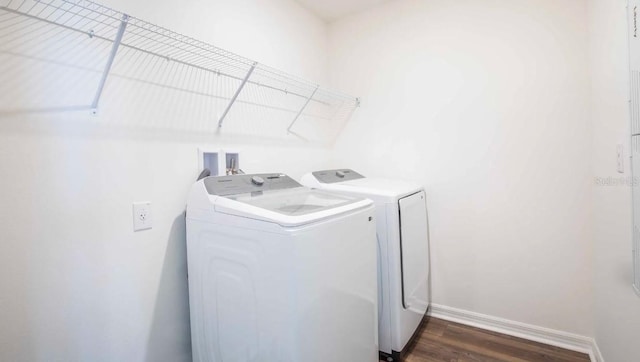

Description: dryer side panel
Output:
[398,191,430,314]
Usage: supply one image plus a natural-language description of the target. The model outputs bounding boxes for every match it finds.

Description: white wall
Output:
[588,0,640,360]
[6,0,640,360]
[328,0,594,336]
[0,0,330,361]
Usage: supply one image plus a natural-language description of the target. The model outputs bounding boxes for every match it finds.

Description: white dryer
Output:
[301,169,430,361]
[186,173,379,362]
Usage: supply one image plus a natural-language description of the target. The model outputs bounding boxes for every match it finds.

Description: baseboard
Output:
[592,339,605,362]
[428,304,603,362]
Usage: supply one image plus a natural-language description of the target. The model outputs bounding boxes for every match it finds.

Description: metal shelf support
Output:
[218,62,257,128]
[287,85,319,133]
[91,13,129,113]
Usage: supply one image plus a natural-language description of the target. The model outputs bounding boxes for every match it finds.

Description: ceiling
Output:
[295,0,393,22]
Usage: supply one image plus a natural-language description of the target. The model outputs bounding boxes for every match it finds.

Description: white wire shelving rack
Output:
[0,0,360,142]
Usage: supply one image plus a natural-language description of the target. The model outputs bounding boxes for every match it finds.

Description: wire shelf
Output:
[0,0,359,143]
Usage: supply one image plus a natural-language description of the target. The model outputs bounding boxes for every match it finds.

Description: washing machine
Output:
[185,173,379,362]
[301,169,430,361]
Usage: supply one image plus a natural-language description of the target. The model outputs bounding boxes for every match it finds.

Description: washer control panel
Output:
[204,173,301,196]
[312,169,365,184]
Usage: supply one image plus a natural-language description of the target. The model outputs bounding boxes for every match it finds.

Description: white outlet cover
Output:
[133,202,152,231]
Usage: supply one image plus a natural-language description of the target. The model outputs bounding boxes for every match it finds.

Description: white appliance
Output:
[301,169,430,361]
[186,173,379,362]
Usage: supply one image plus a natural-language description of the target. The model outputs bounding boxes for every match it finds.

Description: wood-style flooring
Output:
[382,317,590,362]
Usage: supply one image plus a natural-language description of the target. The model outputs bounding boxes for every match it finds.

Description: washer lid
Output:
[228,187,358,216]
[205,173,372,226]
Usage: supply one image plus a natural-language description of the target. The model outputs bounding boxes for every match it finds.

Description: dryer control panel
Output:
[312,169,365,184]
[204,173,302,196]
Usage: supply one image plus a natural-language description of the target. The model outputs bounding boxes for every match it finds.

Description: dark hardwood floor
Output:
[382,317,590,362]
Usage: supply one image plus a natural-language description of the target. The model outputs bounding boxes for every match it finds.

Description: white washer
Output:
[301,169,430,361]
[186,173,379,362]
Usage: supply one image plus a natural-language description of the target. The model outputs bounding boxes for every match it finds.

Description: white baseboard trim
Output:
[428,304,603,362]
[592,340,605,362]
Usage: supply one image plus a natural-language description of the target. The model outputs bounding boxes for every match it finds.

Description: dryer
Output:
[186,173,379,362]
[301,169,430,361]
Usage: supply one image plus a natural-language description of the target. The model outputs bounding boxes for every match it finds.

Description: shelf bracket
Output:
[218,62,257,128]
[91,13,129,113]
[287,85,319,133]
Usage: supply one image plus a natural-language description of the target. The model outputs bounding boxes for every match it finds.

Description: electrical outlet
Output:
[133,202,152,231]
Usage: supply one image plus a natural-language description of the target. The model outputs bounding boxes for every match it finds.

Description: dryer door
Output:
[398,191,430,313]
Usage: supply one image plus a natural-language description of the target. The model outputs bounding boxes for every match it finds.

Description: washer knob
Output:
[251,176,265,186]
[336,170,346,178]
